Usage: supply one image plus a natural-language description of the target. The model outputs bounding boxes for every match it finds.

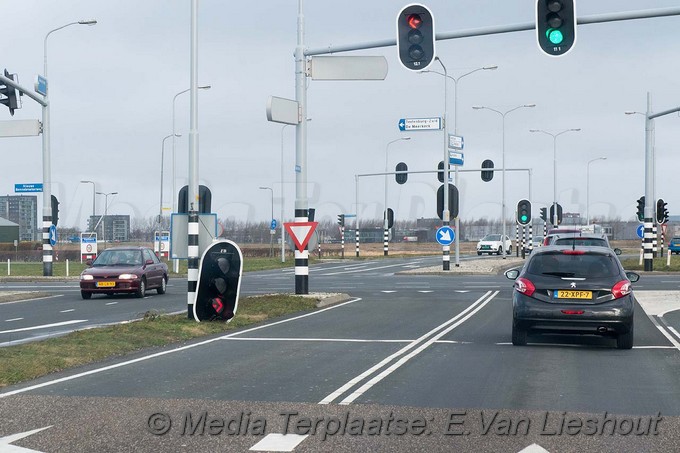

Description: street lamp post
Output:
[96,191,117,246]
[473,104,536,259]
[586,157,607,225]
[172,85,209,274]
[259,186,274,257]
[280,124,290,263]
[42,19,96,276]
[79,180,96,230]
[160,134,181,226]
[422,64,497,267]
[529,128,581,228]
[383,137,411,256]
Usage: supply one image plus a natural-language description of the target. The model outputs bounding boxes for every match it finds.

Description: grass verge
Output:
[619,257,680,272]
[0,294,318,389]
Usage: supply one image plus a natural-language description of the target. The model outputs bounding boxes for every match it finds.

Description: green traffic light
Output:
[547,28,564,45]
[521,215,528,222]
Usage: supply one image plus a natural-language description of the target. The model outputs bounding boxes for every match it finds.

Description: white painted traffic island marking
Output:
[0,426,52,452]
[249,433,308,452]
[518,443,550,453]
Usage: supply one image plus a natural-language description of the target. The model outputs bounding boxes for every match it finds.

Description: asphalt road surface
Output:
[1,256,680,452]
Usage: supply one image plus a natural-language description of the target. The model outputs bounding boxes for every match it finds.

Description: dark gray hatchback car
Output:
[505,246,640,349]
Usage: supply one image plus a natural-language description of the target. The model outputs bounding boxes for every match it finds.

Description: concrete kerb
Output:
[397,257,525,276]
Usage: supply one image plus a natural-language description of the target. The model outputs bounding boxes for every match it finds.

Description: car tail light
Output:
[612,280,632,299]
[562,250,585,255]
[516,277,535,296]
[561,310,585,315]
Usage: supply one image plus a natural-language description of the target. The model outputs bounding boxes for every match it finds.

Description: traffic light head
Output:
[656,199,669,224]
[337,214,345,227]
[0,70,22,116]
[395,162,408,185]
[194,240,243,322]
[178,185,212,213]
[540,207,547,222]
[397,3,436,71]
[636,196,645,222]
[436,184,459,220]
[51,195,59,226]
[536,0,576,57]
[481,159,494,182]
[517,199,532,225]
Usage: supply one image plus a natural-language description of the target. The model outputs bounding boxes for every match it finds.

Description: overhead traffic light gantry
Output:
[536,0,577,57]
[397,3,436,71]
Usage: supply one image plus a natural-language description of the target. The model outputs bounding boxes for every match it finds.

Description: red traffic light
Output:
[211,297,224,314]
[407,14,422,29]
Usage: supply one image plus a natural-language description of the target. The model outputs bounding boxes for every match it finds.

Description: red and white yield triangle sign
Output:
[284,221,318,252]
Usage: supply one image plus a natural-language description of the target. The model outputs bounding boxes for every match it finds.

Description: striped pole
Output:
[644,220,654,271]
[652,224,658,258]
[355,229,359,257]
[42,216,53,275]
[383,227,389,256]
[187,211,199,318]
[528,223,533,253]
[660,225,665,257]
[543,220,547,242]
[340,226,345,259]
[515,223,519,257]
[294,209,309,294]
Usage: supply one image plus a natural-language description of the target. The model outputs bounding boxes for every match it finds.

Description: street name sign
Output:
[266,96,299,125]
[14,183,43,193]
[0,120,41,137]
[398,117,442,131]
[449,151,464,166]
[309,56,388,80]
[448,134,464,149]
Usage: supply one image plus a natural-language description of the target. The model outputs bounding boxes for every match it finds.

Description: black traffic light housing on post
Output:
[481,159,494,182]
[395,162,408,185]
[396,3,436,71]
[51,195,59,226]
[437,160,444,183]
[540,207,547,222]
[549,203,563,225]
[517,199,532,225]
[636,196,645,222]
[536,0,576,57]
[436,184,459,220]
[194,240,243,322]
[0,69,22,116]
[178,185,212,214]
[337,214,345,227]
[656,199,669,224]
[384,208,394,229]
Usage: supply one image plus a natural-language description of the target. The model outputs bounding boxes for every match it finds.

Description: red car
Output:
[79,246,168,299]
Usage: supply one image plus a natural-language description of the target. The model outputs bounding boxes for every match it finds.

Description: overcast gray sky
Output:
[3,0,680,230]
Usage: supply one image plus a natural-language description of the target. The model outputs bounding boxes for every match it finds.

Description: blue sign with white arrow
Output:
[636,224,644,239]
[436,226,455,245]
[270,219,277,230]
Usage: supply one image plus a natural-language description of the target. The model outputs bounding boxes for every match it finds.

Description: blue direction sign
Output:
[15,183,43,193]
[449,151,464,166]
[49,224,57,246]
[636,224,644,239]
[436,226,455,245]
[270,219,277,230]
[36,75,48,96]
[398,117,442,131]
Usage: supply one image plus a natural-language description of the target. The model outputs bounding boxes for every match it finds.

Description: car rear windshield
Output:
[483,234,501,241]
[526,252,620,279]
[553,238,608,247]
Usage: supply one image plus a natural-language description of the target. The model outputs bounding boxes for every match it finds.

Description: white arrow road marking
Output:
[0,426,52,453]
[0,320,87,335]
[249,433,307,452]
[518,444,550,453]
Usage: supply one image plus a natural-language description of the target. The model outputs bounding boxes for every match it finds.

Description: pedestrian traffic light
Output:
[337,214,345,227]
[636,196,645,222]
[396,3,436,71]
[540,207,547,222]
[481,159,494,182]
[194,240,243,322]
[395,162,408,184]
[50,195,59,226]
[536,0,577,57]
[436,184,459,220]
[517,199,531,225]
[0,70,22,116]
[656,199,669,224]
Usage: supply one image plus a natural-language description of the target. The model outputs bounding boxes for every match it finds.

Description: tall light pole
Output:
[529,128,581,228]
[259,186,274,257]
[586,157,607,225]
[383,137,411,256]
[172,85,210,214]
[160,134,181,226]
[42,19,97,276]
[79,180,96,230]
[422,64,497,267]
[280,124,291,263]
[473,104,536,258]
[96,191,117,246]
